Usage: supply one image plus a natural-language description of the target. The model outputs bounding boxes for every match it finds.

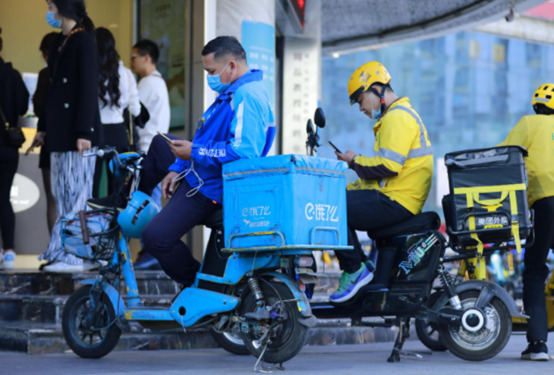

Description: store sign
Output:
[282,37,320,154]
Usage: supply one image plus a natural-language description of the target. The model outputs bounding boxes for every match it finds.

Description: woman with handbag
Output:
[0,27,30,269]
[28,0,102,273]
[92,27,141,198]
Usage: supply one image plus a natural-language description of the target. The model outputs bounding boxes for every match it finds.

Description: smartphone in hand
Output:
[157,131,174,144]
[328,141,343,154]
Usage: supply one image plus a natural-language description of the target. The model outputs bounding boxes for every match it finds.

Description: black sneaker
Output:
[87,195,127,211]
[133,252,162,270]
[521,341,549,361]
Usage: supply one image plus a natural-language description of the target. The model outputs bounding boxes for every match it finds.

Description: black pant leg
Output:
[523,196,554,343]
[335,189,413,273]
[0,147,18,249]
[141,180,219,284]
[138,134,179,196]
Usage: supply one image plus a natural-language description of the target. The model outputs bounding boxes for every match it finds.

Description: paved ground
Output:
[1,332,552,375]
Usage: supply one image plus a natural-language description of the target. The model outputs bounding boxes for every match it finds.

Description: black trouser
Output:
[142,179,220,285]
[0,146,18,250]
[523,196,554,343]
[335,189,413,273]
[138,134,177,196]
[93,123,130,198]
[139,134,220,285]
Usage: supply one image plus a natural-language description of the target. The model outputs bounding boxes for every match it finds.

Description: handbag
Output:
[0,105,26,148]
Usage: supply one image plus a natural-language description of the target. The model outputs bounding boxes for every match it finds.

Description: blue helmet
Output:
[117,191,159,238]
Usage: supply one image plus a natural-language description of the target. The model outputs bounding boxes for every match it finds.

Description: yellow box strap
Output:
[508,189,522,253]
[462,192,486,279]
[454,183,526,254]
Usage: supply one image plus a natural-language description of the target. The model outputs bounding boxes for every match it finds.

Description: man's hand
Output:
[26,131,46,155]
[169,139,193,160]
[77,138,92,156]
[161,171,179,199]
[336,150,357,165]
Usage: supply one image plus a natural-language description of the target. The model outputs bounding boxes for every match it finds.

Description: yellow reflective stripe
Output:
[407,146,433,158]
[379,147,406,165]
[389,106,433,160]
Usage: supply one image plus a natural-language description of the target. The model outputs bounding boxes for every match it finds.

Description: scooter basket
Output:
[442,146,532,253]
[61,209,119,261]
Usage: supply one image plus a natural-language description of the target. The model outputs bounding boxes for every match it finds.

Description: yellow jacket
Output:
[347,97,434,215]
[498,114,554,207]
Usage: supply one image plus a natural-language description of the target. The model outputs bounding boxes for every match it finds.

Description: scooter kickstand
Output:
[387,318,420,362]
[253,342,285,373]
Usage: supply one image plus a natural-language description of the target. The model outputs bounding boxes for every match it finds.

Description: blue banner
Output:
[241,21,275,110]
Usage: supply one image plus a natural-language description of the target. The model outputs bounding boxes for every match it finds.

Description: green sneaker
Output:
[329,263,373,303]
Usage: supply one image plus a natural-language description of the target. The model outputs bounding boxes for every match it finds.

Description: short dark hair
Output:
[133,39,160,64]
[533,103,554,115]
[371,82,394,93]
[202,36,246,63]
[0,27,3,52]
[39,32,59,57]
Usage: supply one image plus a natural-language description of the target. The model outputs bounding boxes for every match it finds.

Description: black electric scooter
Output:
[301,108,526,362]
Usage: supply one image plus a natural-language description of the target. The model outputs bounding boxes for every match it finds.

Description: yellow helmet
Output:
[347,61,391,105]
[532,83,554,111]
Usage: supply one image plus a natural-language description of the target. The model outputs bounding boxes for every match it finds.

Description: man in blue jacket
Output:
[139,36,275,285]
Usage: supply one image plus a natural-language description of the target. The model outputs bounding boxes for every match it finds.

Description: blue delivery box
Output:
[222,154,351,251]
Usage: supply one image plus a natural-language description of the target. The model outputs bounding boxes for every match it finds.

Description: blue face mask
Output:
[207,62,232,93]
[371,107,382,121]
[46,11,62,28]
[369,93,383,121]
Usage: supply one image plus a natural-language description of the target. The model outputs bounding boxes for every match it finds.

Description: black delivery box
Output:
[442,146,532,252]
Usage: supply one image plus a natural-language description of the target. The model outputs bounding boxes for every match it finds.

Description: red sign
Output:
[524,1,554,21]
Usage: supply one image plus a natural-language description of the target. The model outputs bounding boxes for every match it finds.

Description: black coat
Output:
[0,58,29,148]
[37,28,102,152]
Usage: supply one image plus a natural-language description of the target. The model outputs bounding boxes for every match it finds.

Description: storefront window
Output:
[138,0,187,129]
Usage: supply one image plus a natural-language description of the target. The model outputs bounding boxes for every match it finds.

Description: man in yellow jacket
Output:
[498,83,554,361]
[329,61,434,303]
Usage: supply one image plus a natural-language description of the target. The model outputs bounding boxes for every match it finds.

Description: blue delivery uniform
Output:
[142,69,275,284]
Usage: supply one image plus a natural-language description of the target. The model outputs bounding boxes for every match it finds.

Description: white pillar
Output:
[281,0,321,155]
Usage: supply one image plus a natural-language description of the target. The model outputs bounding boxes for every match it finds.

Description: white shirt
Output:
[136,70,170,152]
[98,62,141,124]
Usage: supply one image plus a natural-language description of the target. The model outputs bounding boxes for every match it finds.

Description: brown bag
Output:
[0,106,25,148]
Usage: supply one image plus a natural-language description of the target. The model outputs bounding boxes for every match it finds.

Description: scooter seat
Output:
[200,208,223,229]
[367,211,440,240]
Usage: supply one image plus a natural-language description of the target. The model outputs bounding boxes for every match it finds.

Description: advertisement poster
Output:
[241,20,276,110]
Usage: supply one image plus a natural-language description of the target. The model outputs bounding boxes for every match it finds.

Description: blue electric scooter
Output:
[60,147,349,369]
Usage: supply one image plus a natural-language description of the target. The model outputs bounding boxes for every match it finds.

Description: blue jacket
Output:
[168,69,275,203]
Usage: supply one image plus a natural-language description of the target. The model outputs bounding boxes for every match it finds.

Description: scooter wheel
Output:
[240,281,309,364]
[415,291,448,352]
[210,326,250,355]
[62,285,121,358]
[439,290,511,361]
